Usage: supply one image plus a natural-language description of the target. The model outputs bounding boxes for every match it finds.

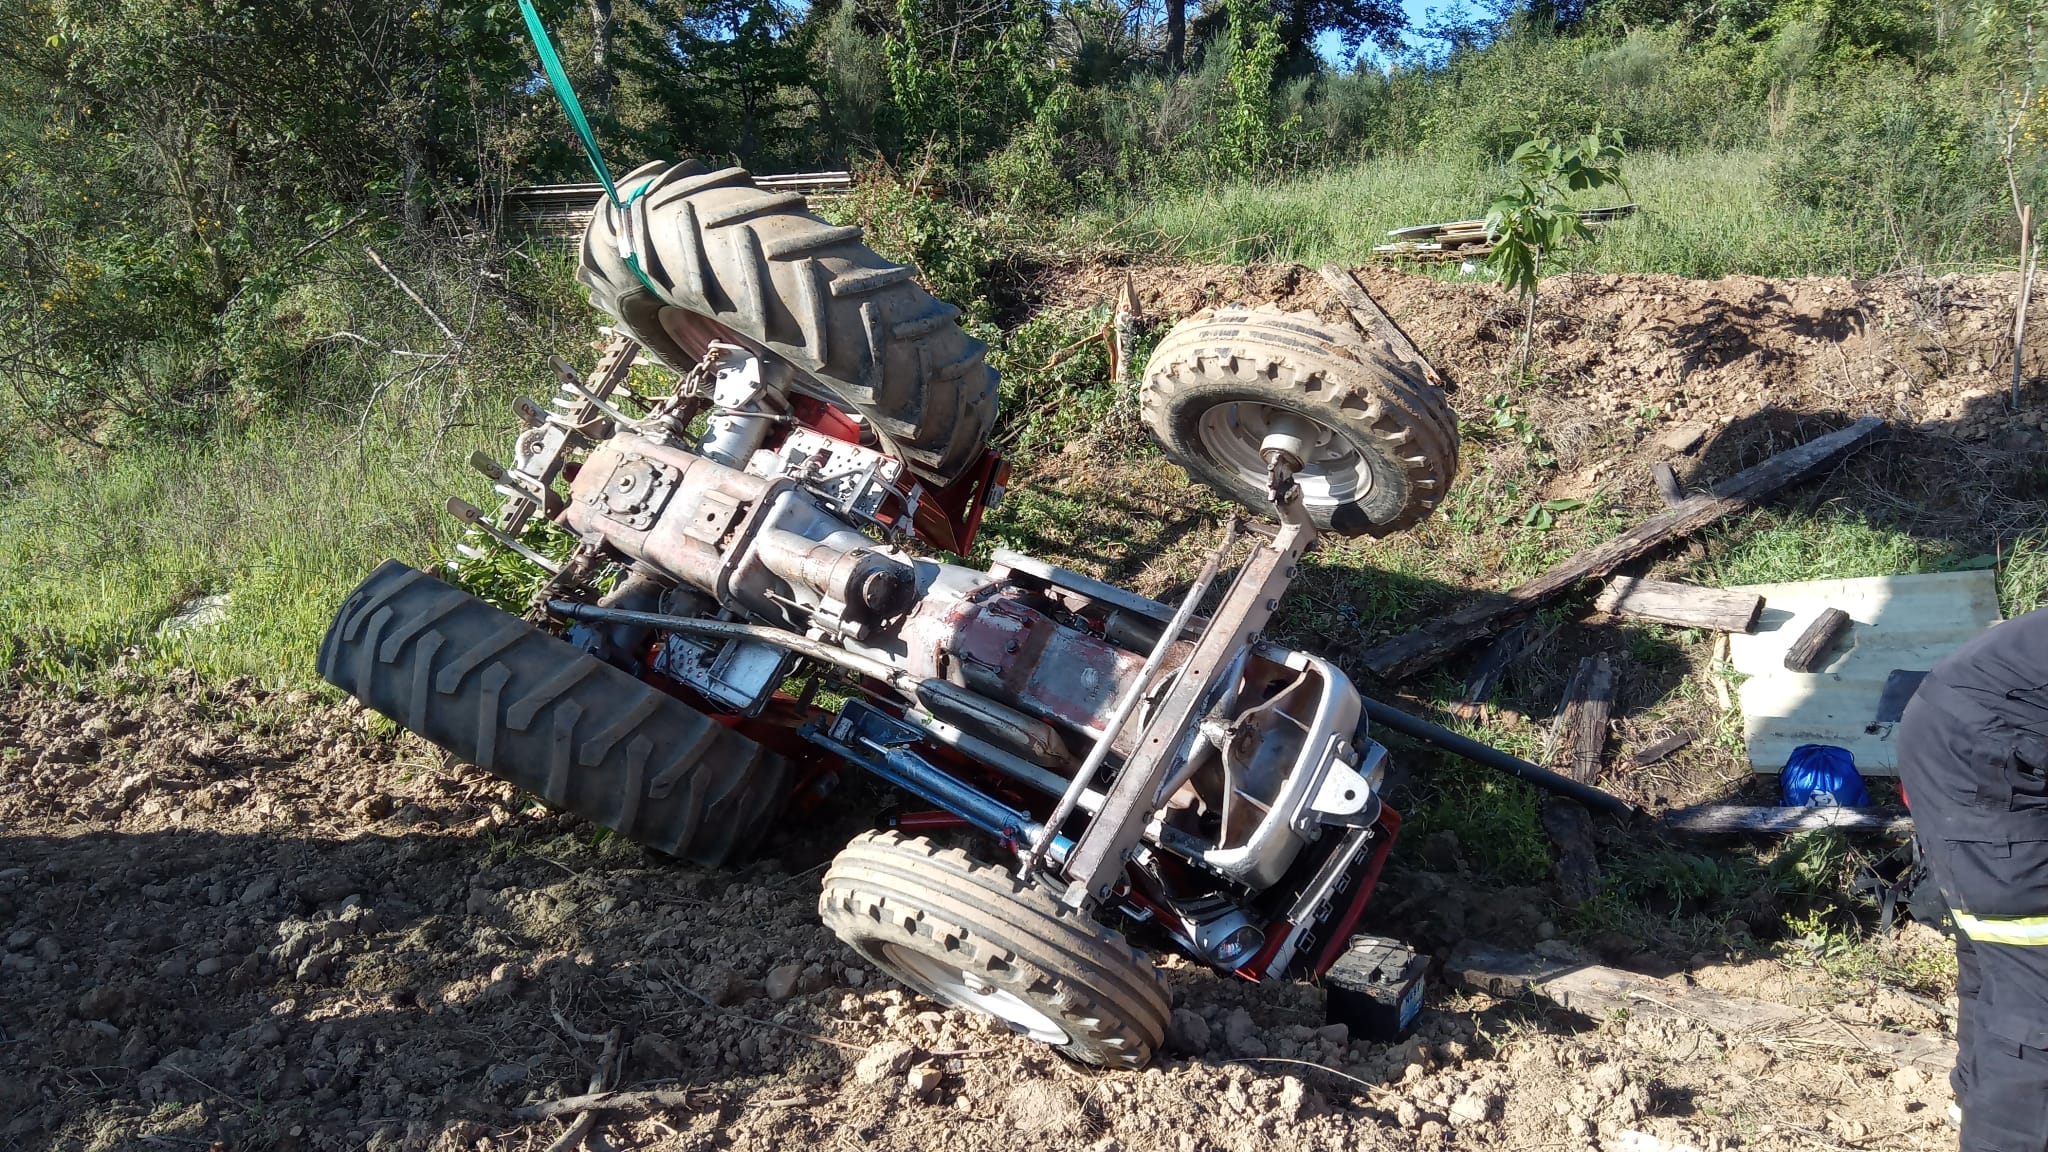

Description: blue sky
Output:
[1317,0,1475,69]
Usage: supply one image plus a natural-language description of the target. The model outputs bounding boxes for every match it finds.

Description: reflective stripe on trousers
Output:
[1955,910,2048,946]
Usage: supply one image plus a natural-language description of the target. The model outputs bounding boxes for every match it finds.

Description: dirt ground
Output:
[0,675,1963,1152]
[7,260,2034,1151]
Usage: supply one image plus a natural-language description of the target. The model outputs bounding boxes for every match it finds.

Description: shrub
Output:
[1767,65,2013,268]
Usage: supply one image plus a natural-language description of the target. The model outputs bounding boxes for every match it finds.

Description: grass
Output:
[1086,148,1997,279]
[0,401,512,687]
[1693,512,2048,616]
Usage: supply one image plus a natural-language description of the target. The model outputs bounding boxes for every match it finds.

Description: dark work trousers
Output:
[1897,606,2048,1152]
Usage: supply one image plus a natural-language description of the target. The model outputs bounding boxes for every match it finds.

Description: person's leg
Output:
[1960,1033,2048,1152]
[1936,839,2048,1152]
[1953,928,1981,1107]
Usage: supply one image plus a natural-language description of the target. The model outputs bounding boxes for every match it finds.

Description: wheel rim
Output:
[878,944,1071,1045]
[1194,402,1373,507]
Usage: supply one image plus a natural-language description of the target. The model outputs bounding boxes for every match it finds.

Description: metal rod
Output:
[548,600,902,683]
[805,722,1073,864]
[546,600,1063,764]
[1020,517,1242,878]
[449,498,560,573]
[911,711,1072,796]
[1356,696,1640,818]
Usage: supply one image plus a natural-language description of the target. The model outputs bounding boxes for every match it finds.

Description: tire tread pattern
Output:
[1140,304,1460,537]
[318,560,789,866]
[820,831,1169,1068]
[579,160,997,486]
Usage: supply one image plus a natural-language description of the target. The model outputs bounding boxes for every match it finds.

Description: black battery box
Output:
[1323,934,1426,1042]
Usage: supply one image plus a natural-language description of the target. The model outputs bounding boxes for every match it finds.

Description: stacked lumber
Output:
[1371,203,1637,263]
[498,172,856,236]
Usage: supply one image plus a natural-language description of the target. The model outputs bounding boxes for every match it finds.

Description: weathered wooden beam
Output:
[1540,799,1601,906]
[1596,576,1764,634]
[1553,655,1616,784]
[1448,942,1953,1073]
[1449,623,1529,723]
[1623,730,1694,770]
[1361,417,1885,682]
[1659,804,1913,836]
[1318,265,1444,388]
[1651,462,1686,506]
[1783,607,1853,672]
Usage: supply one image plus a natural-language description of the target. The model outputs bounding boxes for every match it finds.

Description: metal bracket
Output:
[1058,516,1316,910]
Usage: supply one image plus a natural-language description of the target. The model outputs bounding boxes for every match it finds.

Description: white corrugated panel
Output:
[1723,570,2002,774]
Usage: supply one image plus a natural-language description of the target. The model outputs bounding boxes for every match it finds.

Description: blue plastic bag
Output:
[1780,744,1871,808]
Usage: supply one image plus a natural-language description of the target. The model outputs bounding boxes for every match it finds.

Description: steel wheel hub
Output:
[879,944,1071,1045]
[1194,402,1372,505]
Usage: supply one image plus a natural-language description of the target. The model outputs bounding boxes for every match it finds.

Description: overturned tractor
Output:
[319,160,1457,1067]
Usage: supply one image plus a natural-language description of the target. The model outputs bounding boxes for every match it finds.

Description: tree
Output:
[1484,127,1626,374]
[622,0,819,166]
[1278,0,1405,62]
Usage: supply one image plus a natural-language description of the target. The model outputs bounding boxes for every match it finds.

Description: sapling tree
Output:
[1485,129,1627,376]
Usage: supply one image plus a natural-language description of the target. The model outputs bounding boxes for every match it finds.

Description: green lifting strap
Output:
[516,0,659,295]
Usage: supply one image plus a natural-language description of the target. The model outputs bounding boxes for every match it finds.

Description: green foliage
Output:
[620,0,820,168]
[1412,29,1765,159]
[885,0,1053,155]
[984,307,1141,452]
[1485,128,1629,300]
[1213,0,1295,178]
[1767,64,2026,268]
[2002,532,2048,617]
[1702,512,1963,585]
[822,166,1002,320]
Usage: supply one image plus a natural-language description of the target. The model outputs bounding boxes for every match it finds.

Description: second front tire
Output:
[820,831,1170,1068]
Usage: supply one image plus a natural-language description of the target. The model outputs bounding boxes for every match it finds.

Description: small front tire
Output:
[819,831,1169,1068]
[1141,304,1459,537]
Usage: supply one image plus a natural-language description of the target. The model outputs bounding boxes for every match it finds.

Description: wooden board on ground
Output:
[1448,941,1954,1074]
[1596,576,1763,633]
[1318,265,1444,388]
[1660,804,1913,836]
[1724,570,2001,773]
[1361,417,1885,683]
[1624,730,1693,769]
[1552,655,1616,783]
[1450,622,1529,722]
[1782,606,1852,671]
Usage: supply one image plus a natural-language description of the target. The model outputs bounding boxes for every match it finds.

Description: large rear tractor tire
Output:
[1140,305,1459,537]
[579,160,997,487]
[318,560,790,866]
[820,831,1170,1068]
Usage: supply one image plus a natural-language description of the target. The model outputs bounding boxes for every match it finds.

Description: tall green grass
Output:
[1087,148,2006,278]
[0,400,510,686]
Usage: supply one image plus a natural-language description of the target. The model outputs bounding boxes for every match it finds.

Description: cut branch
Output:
[364,245,464,352]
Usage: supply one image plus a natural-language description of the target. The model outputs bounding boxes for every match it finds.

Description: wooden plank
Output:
[1540,799,1600,906]
[1361,417,1885,682]
[1726,571,2000,771]
[1449,942,1953,1074]
[1660,804,1913,836]
[1318,265,1444,388]
[1555,655,1615,784]
[1596,576,1764,633]
[1651,461,1685,505]
[1625,730,1693,769]
[1783,607,1852,671]
[1449,623,1529,722]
